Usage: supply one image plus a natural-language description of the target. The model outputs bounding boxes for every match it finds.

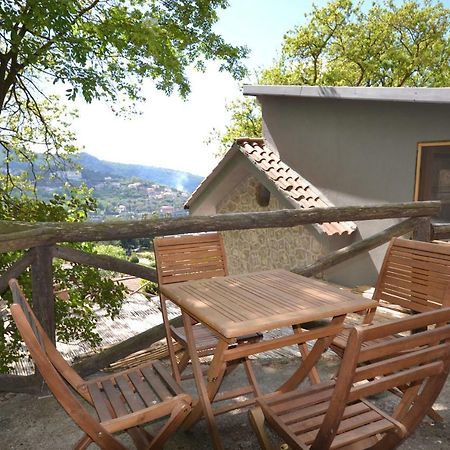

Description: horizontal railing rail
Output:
[0,200,444,392]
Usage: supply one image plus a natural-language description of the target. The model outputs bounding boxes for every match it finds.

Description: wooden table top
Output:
[161,269,378,339]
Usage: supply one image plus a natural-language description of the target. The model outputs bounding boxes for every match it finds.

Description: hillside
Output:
[3,150,204,220]
[76,153,203,193]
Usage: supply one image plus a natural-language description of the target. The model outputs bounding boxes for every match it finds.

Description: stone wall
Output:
[217,177,327,275]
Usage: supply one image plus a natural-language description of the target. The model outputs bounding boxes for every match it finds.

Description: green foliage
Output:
[0,0,248,191]
[94,244,127,260]
[141,279,159,297]
[263,0,450,87]
[0,1,249,373]
[0,0,248,114]
[0,190,127,373]
[208,98,262,155]
[213,0,450,154]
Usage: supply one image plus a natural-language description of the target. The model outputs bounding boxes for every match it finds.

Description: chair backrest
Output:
[8,279,125,449]
[8,279,86,395]
[154,232,228,286]
[313,307,450,449]
[370,239,450,318]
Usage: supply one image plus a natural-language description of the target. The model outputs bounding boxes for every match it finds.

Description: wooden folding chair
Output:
[249,306,450,450]
[331,238,450,421]
[154,232,262,383]
[8,279,192,450]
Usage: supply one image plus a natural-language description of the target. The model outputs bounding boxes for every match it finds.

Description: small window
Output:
[415,142,450,222]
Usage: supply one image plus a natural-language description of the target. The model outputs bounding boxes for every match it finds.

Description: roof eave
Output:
[243,85,450,105]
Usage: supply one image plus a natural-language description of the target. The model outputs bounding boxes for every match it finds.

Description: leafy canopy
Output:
[0,0,247,107]
[0,0,248,179]
[214,0,450,153]
[0,1,249,372]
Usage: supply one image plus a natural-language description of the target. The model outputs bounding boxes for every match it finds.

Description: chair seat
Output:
[172,323,262,353]
[258,382,401,449]
[331,324,397,358]
[85,360,191,427]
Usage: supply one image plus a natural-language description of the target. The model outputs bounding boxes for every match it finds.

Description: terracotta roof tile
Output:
[237,138,356,236]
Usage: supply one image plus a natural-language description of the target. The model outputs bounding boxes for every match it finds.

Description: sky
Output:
[71,0,450,177]
[72,1,326,177]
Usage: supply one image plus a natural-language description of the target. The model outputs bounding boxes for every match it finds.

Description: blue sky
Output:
[72,1,450,178]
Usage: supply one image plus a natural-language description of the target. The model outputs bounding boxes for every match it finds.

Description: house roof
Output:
[185,138,356,236]
[243,85,450,104]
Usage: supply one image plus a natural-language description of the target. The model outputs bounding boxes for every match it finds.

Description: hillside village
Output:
[89,176,189,220]
[31,153,197,220]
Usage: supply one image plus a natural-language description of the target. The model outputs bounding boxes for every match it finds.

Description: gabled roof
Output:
[185,138,356,236]
[243,85,450,104]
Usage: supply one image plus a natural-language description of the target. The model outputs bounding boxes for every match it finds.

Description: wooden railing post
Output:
[412,217,432,242]
[31,245,55,344]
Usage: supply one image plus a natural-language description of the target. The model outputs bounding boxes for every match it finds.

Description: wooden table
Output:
[161,269,378,449]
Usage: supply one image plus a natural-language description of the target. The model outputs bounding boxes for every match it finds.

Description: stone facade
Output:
[217,177,327,275]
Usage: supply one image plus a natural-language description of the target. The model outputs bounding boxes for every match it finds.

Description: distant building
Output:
[55,170,82,181]
[127,182,142,189]
[117,204,127,213]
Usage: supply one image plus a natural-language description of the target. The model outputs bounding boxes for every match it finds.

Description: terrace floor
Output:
[1,353,450,449]
[2,281,450,449]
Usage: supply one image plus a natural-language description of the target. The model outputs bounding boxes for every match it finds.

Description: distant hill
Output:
[76,153,203,193]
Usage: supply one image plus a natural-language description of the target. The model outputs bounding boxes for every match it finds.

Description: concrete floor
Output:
[1,353,450,450]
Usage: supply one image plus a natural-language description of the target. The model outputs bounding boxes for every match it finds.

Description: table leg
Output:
[292,323,321,384]
[277,315,346,393]
[180,311,226,450]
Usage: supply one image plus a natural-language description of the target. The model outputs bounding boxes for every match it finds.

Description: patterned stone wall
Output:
[217,177,327,275]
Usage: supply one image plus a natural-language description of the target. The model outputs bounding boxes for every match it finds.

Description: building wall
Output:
[217,177,327,275]
[259,96,450,284]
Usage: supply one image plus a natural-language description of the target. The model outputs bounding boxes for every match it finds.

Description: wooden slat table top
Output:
[161,269,378,339]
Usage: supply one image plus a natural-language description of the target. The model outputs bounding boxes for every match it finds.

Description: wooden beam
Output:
[0,201,441,253]
[31,245,55,344]
[412,217,432,242]
[295,217,421,277]
[432,223,450,240]
[0,250,35,294]
[73,315,183,377]
[53,246,157,281]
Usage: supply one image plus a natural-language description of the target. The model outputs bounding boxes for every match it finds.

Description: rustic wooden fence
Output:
[0,200,444,393]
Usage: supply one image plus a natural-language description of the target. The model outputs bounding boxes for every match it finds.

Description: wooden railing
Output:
[0,200,443,392]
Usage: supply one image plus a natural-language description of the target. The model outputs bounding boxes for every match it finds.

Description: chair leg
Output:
[248,407,274,450]
[148,401,191,449]
[178,350,190,375]
[73,433,93,450]
[127,427,153,450]
[391,386,443,423]
[243,358,262,397]
[426,406,444,423]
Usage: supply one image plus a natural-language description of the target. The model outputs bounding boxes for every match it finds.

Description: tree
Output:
[213,0,450,153]
[0,1,249,372]
[208,97,262,156]
[0,188,127,373]
[1,0,248,178]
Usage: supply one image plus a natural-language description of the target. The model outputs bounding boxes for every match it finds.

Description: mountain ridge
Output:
[76,152,203,193]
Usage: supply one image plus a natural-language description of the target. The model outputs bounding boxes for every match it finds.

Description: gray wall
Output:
[258,95,450,285]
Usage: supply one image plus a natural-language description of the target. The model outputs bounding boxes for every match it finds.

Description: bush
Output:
[94,244,126,260]
[129,254,139,264]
